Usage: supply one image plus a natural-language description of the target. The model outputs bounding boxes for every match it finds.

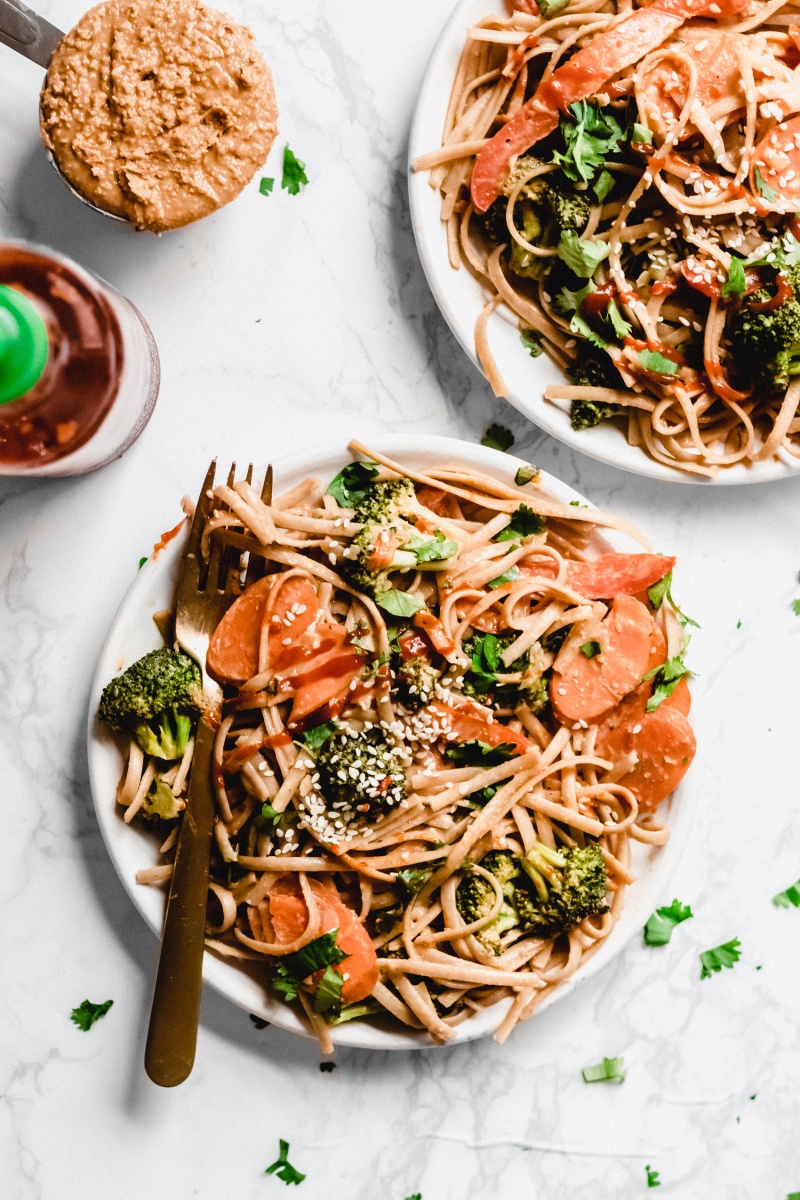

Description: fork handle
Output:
[144,711,217,1087]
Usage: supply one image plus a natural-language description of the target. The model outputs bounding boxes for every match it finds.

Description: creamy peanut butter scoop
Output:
[2,0,278,231]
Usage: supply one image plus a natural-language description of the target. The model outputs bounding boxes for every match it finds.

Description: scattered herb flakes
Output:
[265,1140,306,1186]
[699,938,742,980]
[259,177,275,196]
[644,899,693,946]
[271,930,345,1003]
[568,310,610,351]
[281,147,308,195]
[631,122,654,147]
[642,648,690,712]
[496,502,546,542]
[787,1193,800,1199]
[792,599,800,616]
[580,640,601,659]
[520,328,543,357]
[557,229,610,278]
[488,566,521,588]
[303,721,338,754]
[721,256,746,301]
[313,964,344,1016]
[645,1165,661,1188]
[326,460,379,507]
[581,1055,626,1083]
[249,1013,270,1030]
[594,169,614,203]
[138,556,147,569]
[754,166,777,202]
[319,1061,336,1072]
[481,423,514,452]
[406,531,458,563]
[445,739,519,768]
[552,100,623,186]
[70,999,113,1031]
[405,1194,423,1200]
[375,589,425,618]
[737,619,742,629]
[638,348,680,376]
[515,463,540,486]
[773,877,800,908]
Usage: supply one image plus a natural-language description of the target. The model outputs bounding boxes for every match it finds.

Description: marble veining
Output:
[2,3,800,1197]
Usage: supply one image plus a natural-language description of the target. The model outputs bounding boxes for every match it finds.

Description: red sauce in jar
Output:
[0,244,124,466]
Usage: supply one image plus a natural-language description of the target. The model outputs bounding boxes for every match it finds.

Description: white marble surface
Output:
[2,3,800,1197]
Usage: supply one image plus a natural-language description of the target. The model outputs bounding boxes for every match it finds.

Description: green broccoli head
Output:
[567,351,625,430]
[343,478,420,597]
[481,164,590,280]
[730,293,800,395]
[98,648,202,760]
[141,776,186,821]
[456,850,521,954]
[392,654,441,711]
[516,842,608,939]
[316,728,407,818]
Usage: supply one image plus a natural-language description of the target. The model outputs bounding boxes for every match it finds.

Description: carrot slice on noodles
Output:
[424,701,532,755]
[207,576,274,684]
[566,553,675,599]
[750,114,800,208]
[596,703,696,811]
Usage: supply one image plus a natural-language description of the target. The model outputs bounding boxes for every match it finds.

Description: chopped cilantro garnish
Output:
[496,502,546,542]
[754,166,777,203]
[555,280,595,314]
[396,866,434,895]
[515,463,540,486]
[581,1055,626,1083]
[376,590,425,617]
[721,256,746,301]
[271,930,346,1003]
[468,631,504,681]
[481,423,514,452]
[580,640,601,658]
[773,877,800,908]
[313,965,344,1016]
[644,898,693,946]
[642,647,690,712]
[553,100,623,186]
[520,328,543,357]
[488,566,521,588]
[265,1139,306,1185]
[405,531,458,563]
[138,556,147,569]
[593,169,614,203]
[445,739,519,767]
[257,802,283,830]
[646,568,699,629]
[699,938,742,979]
[606,298,632,340]
[259,177,275,196]
[303,721,338,753]
[638,349,680,376]
[792,598,800,616]
[326,460,379,507]
[557,229,610,278]
[281,146,308,195]
[331,999,382,1024]
[645,1165,661,1188]
[630,122,653,146]
[70,999,113,1031]
[569,311,610,350]
[534,0,567,14]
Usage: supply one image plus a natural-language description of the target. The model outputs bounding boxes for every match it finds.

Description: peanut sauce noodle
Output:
[115,444,692,1048]
[414,0,800,476]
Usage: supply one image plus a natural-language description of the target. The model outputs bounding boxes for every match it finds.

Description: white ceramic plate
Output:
[408,0,800,486]
[87,434,696,1049]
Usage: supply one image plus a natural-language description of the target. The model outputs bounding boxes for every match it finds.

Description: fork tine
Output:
[261,463,273,504]
[185,460,217,561]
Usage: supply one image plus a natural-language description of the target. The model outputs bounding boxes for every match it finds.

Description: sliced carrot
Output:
[207,576,273,685]
[424,700,532,755]
[750,114,800,208]
[566,553,675,599]
[268,875,378,1004]
[470,0,751,212]
[552,595,655,724]
[416,485,462,519]
[285,643,364,724]
[597,703,696,811]
[637,29,745,141]
[266,576,322,671]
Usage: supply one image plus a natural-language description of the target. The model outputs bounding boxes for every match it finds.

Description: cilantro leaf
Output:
[594,169,614,203]
[326,460,379,507]
[281,146,309,195]
[271,930,346,1002]
[569,311,610,350]
[552,100,623,186]
[699,938,742,979]
[331,999,383,1024]
[257,802,283,831]
[581,1055,626,1083]
[773,877,800,908]
[469,631,503,680]
[580,640,601,658]
[496,502,546,542]
[642,648,690,712]
[646,568,699,629]
[646,1165,661,1188]
[515,463,540,486]
[631,122,653,147]
[138,556,147,569]
[376,590,425,618]
[265,1139,306,1186]
[557,230,610,278]
[303,721,338,754]
[535,0,568,14]
[488,566,521,588]
[520,328,543,357]
[754,166,777,203]
[481,423,514,452]
[70,999,113,1031]
[555,281,595,313]
[606,298,632,340]
[396,866,434,895]
[638,349,680,376]
[405,531,458,563]
[445,739,519,767]
[792,598,800,616]
[313,965,344,1016]
[721,256,746,301]
[644,898,693,946]
[259,177,275,196]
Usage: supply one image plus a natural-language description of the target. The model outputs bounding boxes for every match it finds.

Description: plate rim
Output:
[407,0,800,487]
[86,432,698,1050]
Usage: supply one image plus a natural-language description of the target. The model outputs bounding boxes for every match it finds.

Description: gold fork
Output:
[144,460,272,1086]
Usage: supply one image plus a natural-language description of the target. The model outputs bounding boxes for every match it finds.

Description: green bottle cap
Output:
[0,284,49,404]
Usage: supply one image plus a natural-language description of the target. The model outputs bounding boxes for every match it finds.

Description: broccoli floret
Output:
[730,291,800,395]
[343,477,420,597]
[567,350,625,430]
[141,776,185,821]
[455,850,521,954]
[392,654,441,711]
[516,842,608,939]
[98,648,202,760]
[481,162,590,281]
[316,729,407,818]
[460,631,546,709]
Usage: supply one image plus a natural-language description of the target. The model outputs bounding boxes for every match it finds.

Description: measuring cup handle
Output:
[0,0,63,68]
